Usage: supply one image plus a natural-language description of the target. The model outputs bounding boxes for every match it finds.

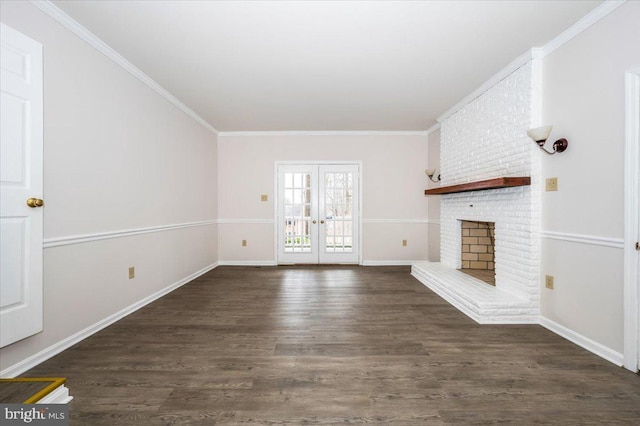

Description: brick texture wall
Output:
[440,61,541,304]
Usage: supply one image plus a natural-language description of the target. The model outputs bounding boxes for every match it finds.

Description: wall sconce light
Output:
[425,168,441,182]
[527,125,568,155]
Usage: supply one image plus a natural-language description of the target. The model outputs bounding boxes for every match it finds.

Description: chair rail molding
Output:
[362,219,430,224]
[217,219,275,224]
[541,231,624,250]
[43,220,217,248]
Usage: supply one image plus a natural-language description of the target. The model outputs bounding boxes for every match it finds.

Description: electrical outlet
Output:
[545,274,554,289]
[402,239,407,246]
[128,266,135,279]
[546,177,558,191]
[242,239,247,247]
[261,194,268,202]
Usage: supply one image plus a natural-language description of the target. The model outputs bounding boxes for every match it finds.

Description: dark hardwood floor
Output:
[24,266,640,424]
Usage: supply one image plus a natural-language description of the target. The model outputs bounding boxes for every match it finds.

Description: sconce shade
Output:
[527,125,553,143]
[527,125,568,155]
[425,168,441,182]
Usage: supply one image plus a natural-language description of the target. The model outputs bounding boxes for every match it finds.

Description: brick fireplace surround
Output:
[412,61,541,324]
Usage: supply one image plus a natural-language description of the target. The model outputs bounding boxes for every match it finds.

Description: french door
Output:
[277,164,359,264]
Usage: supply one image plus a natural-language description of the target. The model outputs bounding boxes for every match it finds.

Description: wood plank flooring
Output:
[0,380,50,403]
[23,266,640,425]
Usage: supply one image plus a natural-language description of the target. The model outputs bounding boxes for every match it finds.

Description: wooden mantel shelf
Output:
[424,177,531,195]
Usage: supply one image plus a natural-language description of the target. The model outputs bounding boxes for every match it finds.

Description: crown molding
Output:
[437,0,627,124]
[29,0,218,135]
[426,123,441,136]
[29,0,626,135]
[541,0,627,58]
[218,130,427,137]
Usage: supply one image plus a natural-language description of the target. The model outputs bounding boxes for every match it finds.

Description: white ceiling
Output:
[53,0,602,132]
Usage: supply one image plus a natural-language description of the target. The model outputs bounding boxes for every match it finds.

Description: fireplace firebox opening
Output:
[459,220,495,286]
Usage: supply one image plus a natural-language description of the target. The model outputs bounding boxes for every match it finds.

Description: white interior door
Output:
[0,24,44,348]
[277,163,359,264]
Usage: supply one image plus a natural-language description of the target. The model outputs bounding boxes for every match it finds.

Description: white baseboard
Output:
[1,262,219,378]
[539,316,624,367]
[218,260,277,266]
[218,260,419,266]
[219,260,419,266]
[37,385,73,404]
[362,260,423,266]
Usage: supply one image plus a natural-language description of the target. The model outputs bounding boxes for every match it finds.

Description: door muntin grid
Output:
[283,172,313,253]
[323,172,354,253]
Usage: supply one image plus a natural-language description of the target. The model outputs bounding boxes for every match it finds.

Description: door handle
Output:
[320,220,325,224]
[312,220,317,224]
[26,198,44,208]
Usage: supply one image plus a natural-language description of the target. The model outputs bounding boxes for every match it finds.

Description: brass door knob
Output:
[320,220,325,224]
[312,220,317,224]
[26,198,44,208]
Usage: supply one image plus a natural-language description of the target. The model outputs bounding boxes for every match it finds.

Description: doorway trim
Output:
[274,161,363,265]
[623,67,640,372]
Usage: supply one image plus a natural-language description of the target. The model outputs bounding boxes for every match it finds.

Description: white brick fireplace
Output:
[413,61,541,323]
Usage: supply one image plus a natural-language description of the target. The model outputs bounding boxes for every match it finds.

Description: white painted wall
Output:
[427,128,441,262]
[540,0,640,353]
[217,134,429,264]
[0,1,217,374]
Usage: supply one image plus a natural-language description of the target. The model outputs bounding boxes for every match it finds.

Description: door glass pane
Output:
[284,189,293,204]
[283,172,312,253]
[324,172,354,253]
